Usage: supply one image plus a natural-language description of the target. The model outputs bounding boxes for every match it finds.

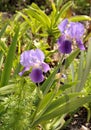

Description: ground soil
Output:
[62,107,91,130]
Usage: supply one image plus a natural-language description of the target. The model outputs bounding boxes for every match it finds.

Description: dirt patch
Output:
[62,107,91,130]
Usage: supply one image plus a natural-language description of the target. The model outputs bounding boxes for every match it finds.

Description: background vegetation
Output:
[0,0,91,130]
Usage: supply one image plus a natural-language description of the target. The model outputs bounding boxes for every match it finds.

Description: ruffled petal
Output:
[28,49,41,65]
[76,39,85,50]
[20,49,45,68]
[29,68,44,83]
[58,39,72,54]
[35,49,45,62]
[41,62,50,73]
[58,19,69,33]
[67,22,84,39]
[20,50,32,67]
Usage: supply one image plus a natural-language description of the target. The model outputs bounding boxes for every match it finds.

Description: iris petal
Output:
[29,68,44,83]
[57,35,65,45]
[67,22,84,39]
[41,62,50,73]
[20,50,31,67]
[58,38,72,54]
[19,67,30,76]
[20,49,45,67]
[58,19,68,33]
[35,49,45,62]
[76,39,85,50]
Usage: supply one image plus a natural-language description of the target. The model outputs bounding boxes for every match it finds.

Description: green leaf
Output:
[24,3,51,29]
[42,93,81,115]
[0,24,8,55]
[0,51,4,69]
[60,81,78,91]
[33,94,91,125]
[0,27,19,87]
[41,62,62,95]
[0,84,15,95]
[30,3,51,27]
[18,11,42,34]
[0,41,8,55]
[85,33,91,42]
[77,38,91,91]
[69,15,91,22]
[31,91,55,125]
[76,51,85,92]
[65,49,79,69]
[56,0,63,10]
[17,12,32,27]
[37,92,55,113]
[0,23,8,39]
[56,1,73,22]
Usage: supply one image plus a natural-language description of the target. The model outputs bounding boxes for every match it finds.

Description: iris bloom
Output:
[57,19,85,54]
[19,49,50,83]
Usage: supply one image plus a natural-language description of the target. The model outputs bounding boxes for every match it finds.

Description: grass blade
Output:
[0,23,8,39]
[0,27,19,87]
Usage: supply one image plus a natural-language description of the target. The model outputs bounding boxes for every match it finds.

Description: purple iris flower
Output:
[19,49,50,83]
[58,19,85,54]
